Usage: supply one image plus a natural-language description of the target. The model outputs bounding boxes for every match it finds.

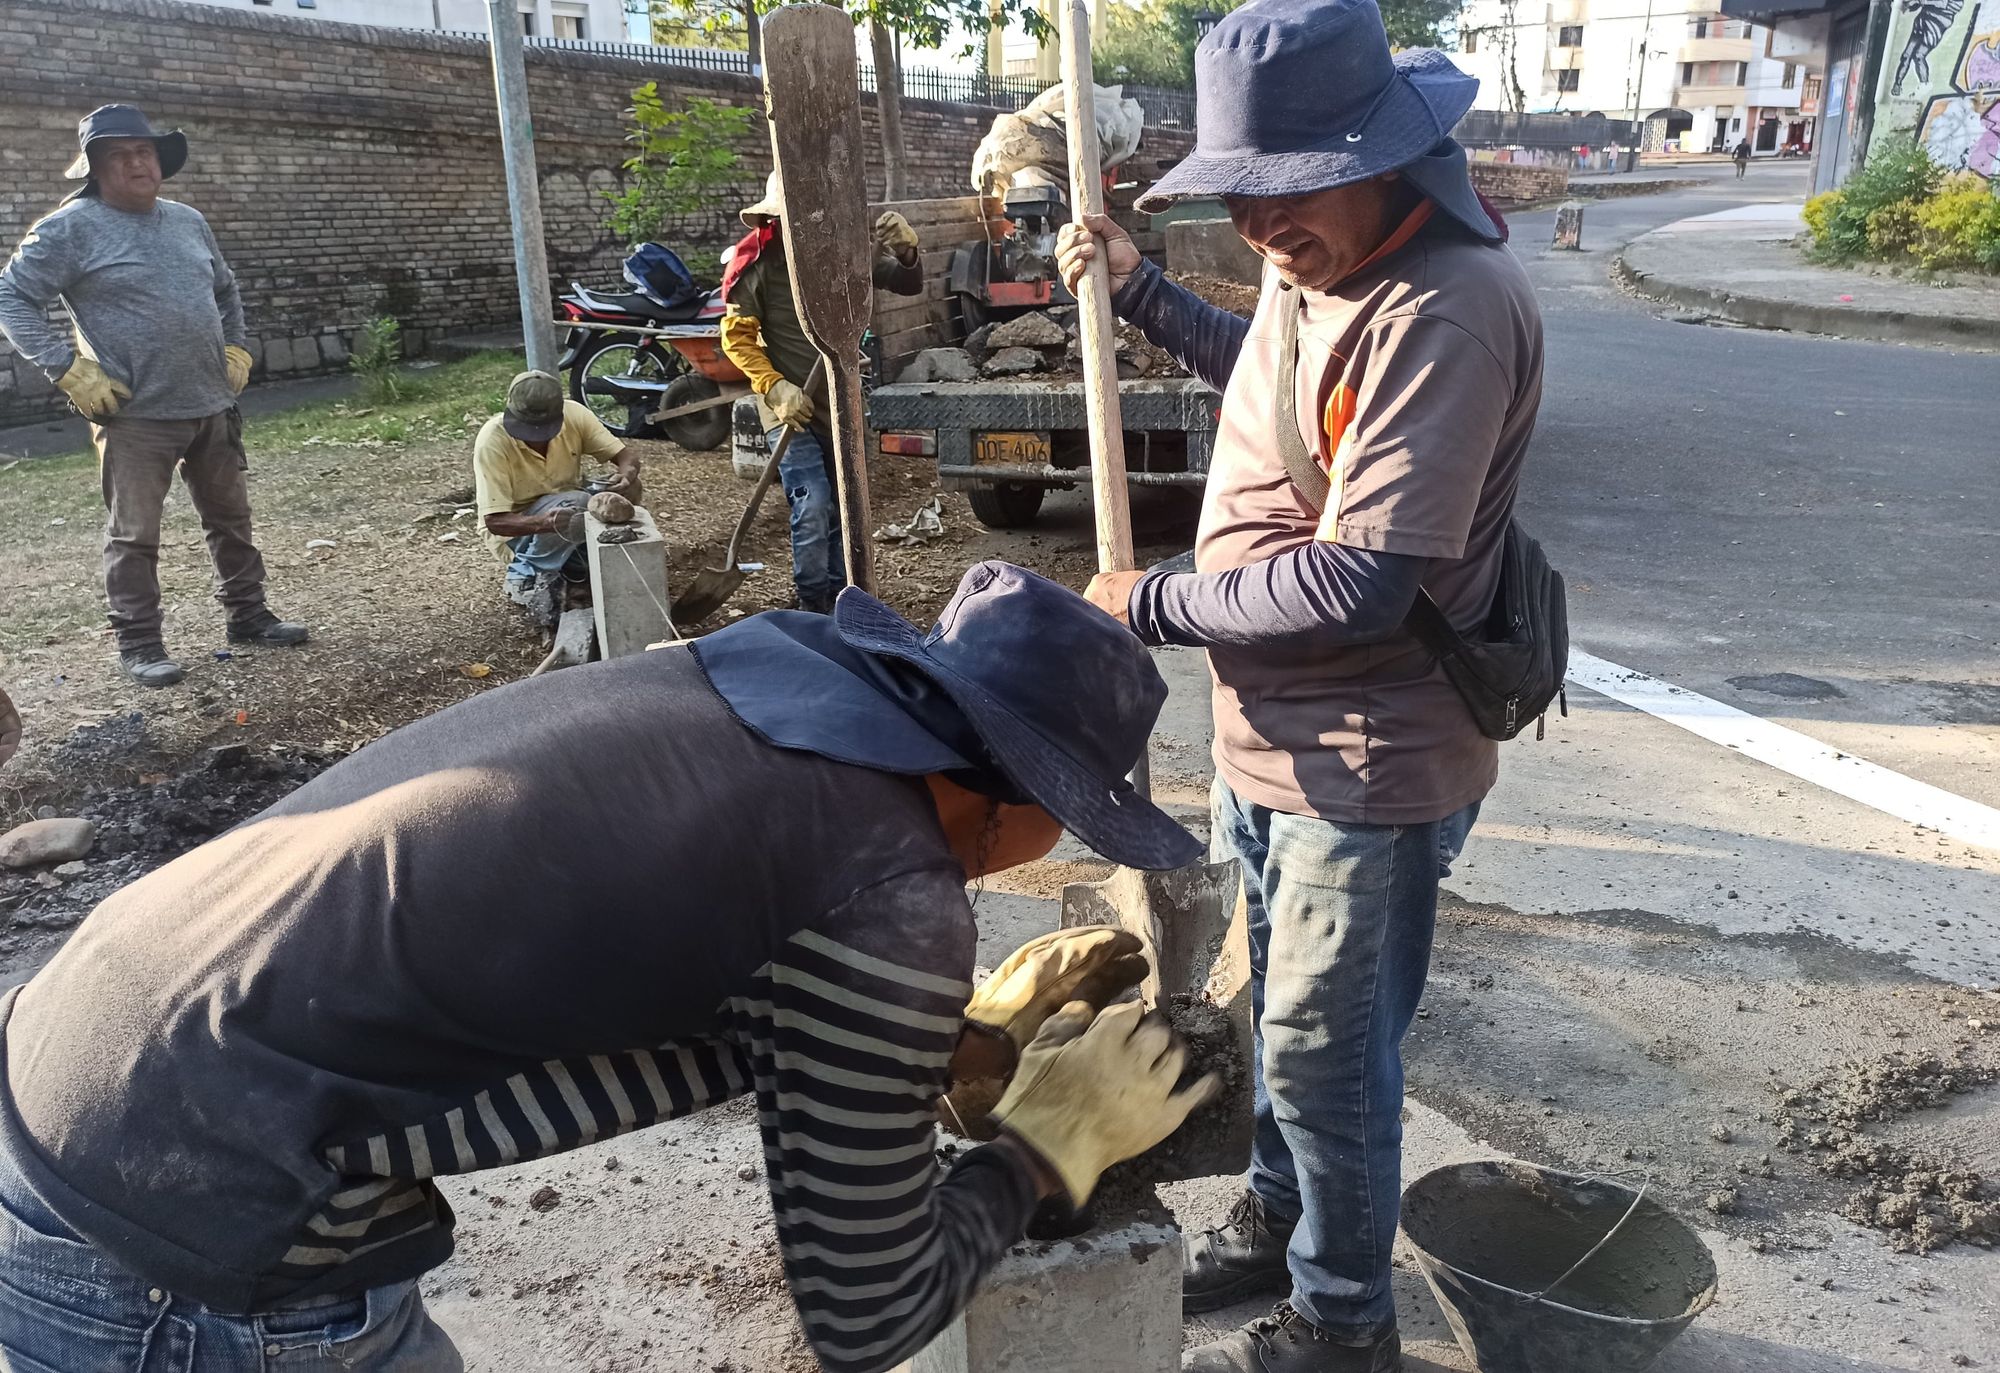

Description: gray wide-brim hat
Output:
[64,104,187,181]
[1135,0,1480,216]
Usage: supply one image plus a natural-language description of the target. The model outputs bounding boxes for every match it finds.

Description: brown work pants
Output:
[93,410,268,652]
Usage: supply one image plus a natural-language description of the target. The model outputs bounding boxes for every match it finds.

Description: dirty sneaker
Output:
[120,644,186,689]
[226,610,310,647]
[1182,1304,1401,1373]
[1184,1190,1296,1314]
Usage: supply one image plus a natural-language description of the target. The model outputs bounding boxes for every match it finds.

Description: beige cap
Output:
[740,171,782,227]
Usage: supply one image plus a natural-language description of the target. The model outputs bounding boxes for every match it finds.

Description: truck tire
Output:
[967,482,1046,529]
[659,374,730,452]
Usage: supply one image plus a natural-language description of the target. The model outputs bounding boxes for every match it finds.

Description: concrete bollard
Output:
[894,1221,1184,1373]
[585,505,674,659]
[1553,201,1585,251]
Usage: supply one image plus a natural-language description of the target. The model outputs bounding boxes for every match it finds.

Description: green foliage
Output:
[1864,199,1922,257]
[350,316,404,405]
[1091,0,1451,87]
[1912,174,2000,270]
[603,87,757,246]
[1803,139,1946,263]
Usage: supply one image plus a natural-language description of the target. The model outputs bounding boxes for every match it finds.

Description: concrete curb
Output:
[1611,250,1999,350]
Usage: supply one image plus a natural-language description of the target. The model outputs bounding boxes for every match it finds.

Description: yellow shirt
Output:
[472,401,624,560]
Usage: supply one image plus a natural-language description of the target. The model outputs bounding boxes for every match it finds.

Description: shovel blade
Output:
[1061,860,1254,1179]
[668,567,746,627]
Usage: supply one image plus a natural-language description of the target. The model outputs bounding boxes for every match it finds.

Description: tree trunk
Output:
[742,1,761,69]
[869,19,909,201]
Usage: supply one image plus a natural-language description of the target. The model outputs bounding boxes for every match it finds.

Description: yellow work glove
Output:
[874,210,920,257]
[56,356,130,420]
[720,310,785,395]
[224,345,253,395]
[990,1000,1218,1206]
[967,927,1148,1053]
[766,377,815,428]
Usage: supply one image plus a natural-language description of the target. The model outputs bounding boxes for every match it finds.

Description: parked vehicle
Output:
[557,244,741,451]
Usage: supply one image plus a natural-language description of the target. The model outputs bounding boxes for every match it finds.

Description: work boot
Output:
[227,610,310,647]
[1182,1304,1402,1373]
[120,644,186,689]
[1184,1190,1296,1314]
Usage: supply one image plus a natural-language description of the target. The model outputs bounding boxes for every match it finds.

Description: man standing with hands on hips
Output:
[0,105,307,689]
[1059,3,1544,1368]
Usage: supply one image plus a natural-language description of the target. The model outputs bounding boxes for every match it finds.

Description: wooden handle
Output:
[725,357,825,567]
[826,364,875,595]
[1060,0,1134,576]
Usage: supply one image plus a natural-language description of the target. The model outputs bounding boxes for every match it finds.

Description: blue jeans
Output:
[0,1146,461,1370]
[1212,778,1478,1336]
[770,427,845,611]
[504,488,588,583]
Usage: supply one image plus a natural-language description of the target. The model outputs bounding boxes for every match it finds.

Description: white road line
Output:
[1568,649,2000,853]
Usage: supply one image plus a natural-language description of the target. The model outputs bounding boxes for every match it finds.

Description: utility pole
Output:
[486,0,559,374]
[1624,0,1658,173]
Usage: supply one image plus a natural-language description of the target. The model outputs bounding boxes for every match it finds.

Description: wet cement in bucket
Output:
[1403,1161,1718,1373]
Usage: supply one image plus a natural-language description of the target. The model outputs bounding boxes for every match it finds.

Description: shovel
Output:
[1053,0,1251,1179]
[760,5,876,595]
[669,360,823,627]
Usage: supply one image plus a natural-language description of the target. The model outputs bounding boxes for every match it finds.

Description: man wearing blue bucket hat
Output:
[0,563,1216,1372]
[1058,3,1544,1369]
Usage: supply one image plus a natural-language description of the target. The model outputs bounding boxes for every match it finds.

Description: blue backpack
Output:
[623,243,702,309]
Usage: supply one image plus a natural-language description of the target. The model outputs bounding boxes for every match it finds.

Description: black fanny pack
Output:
[1275,289,1568,741]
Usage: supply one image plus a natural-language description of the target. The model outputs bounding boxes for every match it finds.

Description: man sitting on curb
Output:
[474,370,641,627]
[0,104,307,688]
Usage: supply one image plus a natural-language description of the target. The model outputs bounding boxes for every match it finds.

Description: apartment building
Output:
[171,0,642,42]
[1455,2,1818,155]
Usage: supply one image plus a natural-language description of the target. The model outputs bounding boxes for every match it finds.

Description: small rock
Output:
[604,1156,621,1172]
[1710,1124,1734,1144]
[986,311,1067,350]
[467,1286,483,1299]
[1117,348,1154,378]
[962,322,996,357]
[206,743,251,771]
[527,1186,561,1213]
[305,538,337,550]
[1950,1357,1972,1368]
[1704,1188,1739,1216]
[587,491,635,525]
[52,861,87,878]
[898,347,979,384]
[736,1163,759,1181]
[981,346,1043,377]
[1968,1018,1989,1033]
[0,818,98,870]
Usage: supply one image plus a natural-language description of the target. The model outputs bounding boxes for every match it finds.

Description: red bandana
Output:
[721,222,778,302]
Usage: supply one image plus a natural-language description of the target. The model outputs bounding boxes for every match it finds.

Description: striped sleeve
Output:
[720,867,1039,1373]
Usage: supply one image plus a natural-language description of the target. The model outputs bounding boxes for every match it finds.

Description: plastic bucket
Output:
[1402,1161,1717,1373]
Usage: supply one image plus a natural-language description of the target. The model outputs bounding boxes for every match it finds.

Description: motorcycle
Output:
[558,244,741,451]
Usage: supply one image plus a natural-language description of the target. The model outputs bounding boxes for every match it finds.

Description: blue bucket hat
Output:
[63,104,188,182]
[691,561,1201,871]
[1135,0,1491,238]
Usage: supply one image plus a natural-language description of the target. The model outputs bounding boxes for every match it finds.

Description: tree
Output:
[1462,0,1527,114]
[603,85,760,248]
[1093,0,1456,88]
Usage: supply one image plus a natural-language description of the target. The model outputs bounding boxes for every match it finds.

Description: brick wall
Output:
[1466,162,1571,204]
[0,0,1193,423]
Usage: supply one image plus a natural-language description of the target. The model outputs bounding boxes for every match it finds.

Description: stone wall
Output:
[0,0,1193,423]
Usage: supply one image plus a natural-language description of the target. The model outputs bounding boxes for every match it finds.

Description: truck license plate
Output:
[972,431,1051,468]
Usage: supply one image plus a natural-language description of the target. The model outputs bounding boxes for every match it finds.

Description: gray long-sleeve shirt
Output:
[0,196,244,419]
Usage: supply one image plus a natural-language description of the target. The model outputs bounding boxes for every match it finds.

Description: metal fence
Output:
[439,32,1197,128]
[1453,109,1640,150]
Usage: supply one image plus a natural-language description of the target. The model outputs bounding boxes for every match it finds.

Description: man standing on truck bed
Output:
[721,173,925,613]
[0,104,307,688]
[1058,3,1544,1369]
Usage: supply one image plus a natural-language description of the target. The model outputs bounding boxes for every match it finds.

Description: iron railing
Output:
[434,32,1197,127]
[1453,109,1641,149]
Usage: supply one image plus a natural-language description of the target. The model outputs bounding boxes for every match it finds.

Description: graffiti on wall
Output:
[1881,0,2000,177]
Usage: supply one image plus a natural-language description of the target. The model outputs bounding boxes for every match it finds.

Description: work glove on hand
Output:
[874,211,920,258]
[991,1000,1218,1206]
[967,926,1149,1053]
[224,345,253,395]
[766,378,815,428]
[56,356,131,420]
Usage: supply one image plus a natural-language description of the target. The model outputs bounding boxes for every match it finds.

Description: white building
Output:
[1454,3,1817,155]
[171,0,643,43]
